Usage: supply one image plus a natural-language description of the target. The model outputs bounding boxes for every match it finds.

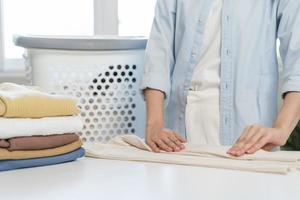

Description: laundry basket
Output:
[14,35,148,144]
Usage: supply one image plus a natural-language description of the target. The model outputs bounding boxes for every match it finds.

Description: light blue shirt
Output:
[140,0,300,145]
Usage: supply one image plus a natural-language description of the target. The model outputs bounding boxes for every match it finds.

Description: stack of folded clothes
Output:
[0,82,85,171]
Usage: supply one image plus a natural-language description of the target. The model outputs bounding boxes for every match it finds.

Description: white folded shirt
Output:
[0,116,83,139]
[85,135,300,174]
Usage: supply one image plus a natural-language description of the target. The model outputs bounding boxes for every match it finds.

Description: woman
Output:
[140,0,300,156]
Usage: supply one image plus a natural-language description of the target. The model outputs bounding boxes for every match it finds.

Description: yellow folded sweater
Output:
[0,140,82,160]
[0,82,80,118]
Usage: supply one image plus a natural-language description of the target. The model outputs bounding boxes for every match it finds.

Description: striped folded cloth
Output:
[0,82,80,118]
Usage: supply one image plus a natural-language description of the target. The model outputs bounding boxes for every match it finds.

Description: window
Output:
[3,0,94,60]
[0,0,156,72]
[118,0,156,37]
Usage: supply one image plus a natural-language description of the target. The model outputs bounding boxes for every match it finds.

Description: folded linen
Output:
[0,133,79,151]
[85,135,300,174]
[0,140,82,160]
[0,148,85,171]
[0,82,80,118]
[0,116,83,139]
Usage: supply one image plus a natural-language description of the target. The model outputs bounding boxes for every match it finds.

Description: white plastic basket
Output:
[15,35,147,144]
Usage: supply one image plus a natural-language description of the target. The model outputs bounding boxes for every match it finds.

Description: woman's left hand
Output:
[227,124,290,157]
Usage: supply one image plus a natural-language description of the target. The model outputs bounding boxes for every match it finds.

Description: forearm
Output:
[144,88,185,152]
[273,92,300,137]
[144,88,165,127]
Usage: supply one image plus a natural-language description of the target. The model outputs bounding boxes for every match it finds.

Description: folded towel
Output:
[85,135,300,174]
[0,116,83,139]
[0,133,79,151]
[0,140,82,160]
[0,148,85,171]
[0,82,80,118]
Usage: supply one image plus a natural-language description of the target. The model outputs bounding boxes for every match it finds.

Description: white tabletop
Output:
[0,157,300,200]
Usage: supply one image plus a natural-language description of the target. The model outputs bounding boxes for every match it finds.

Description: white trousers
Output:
[185,90,220,145]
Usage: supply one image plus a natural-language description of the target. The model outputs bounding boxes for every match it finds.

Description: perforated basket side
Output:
[46,63,145,143]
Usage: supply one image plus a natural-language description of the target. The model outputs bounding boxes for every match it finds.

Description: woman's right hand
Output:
[146,123,186,153]
[144,88,185,152]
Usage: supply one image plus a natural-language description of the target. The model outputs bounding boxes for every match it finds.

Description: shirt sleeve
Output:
[140,0,177,100]
[277,0,300,98]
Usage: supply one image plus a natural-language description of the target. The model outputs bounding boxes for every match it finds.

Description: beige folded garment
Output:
[0,82,80,118]
[85,135,300,174]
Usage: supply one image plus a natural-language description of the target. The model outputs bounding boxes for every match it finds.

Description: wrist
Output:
[146,119,164,128]
[272,123,291,137]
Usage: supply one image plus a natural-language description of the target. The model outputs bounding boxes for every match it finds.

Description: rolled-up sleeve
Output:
[140,0,176,100]
[277,0,300,97]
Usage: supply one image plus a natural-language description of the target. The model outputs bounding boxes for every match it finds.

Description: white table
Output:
[0,157,300,200]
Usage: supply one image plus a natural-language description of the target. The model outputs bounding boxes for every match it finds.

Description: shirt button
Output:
[225,83,229,90]
[225,117,229,124]
[226,49,231,56]
[198,18,203,23]
[226,15,230,21]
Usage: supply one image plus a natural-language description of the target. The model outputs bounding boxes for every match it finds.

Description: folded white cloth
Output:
[0,116,83,139]
[85,135,300,174]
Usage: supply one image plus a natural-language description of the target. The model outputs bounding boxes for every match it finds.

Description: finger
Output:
[239,126,261,145]
[171,135,185,150]
[236,129,266,156]
[164,129,186,146]
[163,137,179,151]
[228,125,261,155]
[246,135,271,154]
[155,139,173,152]
[147,141,160,153]
[228,129,250,154]
[236,126,252,143]
[227,128,250,156]
[168,135,184,151]
[262,144,276,151]
[174,132,187,143]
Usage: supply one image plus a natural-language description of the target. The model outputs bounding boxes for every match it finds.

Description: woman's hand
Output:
[227,124,289,156]
[144,88,186,153]
[228,92,300,157]
[146,123,186,153]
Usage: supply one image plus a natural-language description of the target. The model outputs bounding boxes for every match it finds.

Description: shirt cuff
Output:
[139,72,171,101]
[281,82,300,99]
